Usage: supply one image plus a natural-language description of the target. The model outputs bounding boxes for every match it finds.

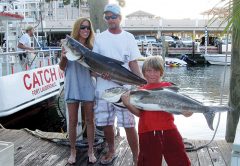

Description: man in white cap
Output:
[18,25,34,61]
[93,3,142,165]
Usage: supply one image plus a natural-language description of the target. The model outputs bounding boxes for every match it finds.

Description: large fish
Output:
[61,35,147,85]
[102,87,233,130]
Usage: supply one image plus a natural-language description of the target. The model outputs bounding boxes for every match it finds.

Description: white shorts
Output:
[94,99,135,128]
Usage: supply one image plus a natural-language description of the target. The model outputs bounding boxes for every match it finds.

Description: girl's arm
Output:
[59,47,68,71]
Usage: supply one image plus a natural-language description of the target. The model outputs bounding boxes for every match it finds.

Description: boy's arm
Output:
[121,91,140,117]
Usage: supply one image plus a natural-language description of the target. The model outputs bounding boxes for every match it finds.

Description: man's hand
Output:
[101,72,111,80]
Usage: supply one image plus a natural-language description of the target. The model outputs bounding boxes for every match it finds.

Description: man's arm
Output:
[18,42,33,51]
[129,60,143,78]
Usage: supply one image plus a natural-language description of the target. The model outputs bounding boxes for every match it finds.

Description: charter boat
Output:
[0,6,64,117]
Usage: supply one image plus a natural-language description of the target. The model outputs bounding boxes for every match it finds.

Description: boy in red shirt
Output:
[121,56,192,166]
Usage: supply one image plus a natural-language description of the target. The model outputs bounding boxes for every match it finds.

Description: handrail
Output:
[0,48,62,76]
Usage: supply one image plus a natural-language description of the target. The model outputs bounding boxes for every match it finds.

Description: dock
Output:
[0,128,233,166]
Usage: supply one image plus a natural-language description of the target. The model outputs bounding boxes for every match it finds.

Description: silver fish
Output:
[102,87,232,130]
[61,35,147,85]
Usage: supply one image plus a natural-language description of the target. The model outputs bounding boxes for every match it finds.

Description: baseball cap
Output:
[26,25,33,31]
[104,4,121,15]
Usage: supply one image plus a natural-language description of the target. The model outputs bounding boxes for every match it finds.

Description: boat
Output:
[0,4,64,117]
[203,54,231,65]
[137,56,187,67]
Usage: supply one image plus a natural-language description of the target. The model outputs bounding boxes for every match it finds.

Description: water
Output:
[164,65,230,140]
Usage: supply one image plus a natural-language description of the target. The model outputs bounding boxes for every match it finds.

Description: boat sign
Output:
[0,65,64,117]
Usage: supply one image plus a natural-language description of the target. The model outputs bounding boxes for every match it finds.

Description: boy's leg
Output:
[163,129,191,166]
[138,132,163,166]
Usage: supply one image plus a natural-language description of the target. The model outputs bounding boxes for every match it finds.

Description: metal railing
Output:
[0,48,61,77]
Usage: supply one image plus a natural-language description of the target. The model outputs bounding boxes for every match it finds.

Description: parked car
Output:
[181,37,193,47]
[159,36,176,47]
[135,35,161,47]
[171,35,183,47]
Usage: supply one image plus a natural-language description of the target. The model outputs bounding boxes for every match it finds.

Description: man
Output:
[93,3,142,165]
[18,25,34,61]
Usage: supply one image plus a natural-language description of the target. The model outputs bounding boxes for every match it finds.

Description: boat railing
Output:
[0,48,62,77]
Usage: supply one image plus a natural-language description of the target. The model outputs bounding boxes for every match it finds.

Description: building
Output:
[124,10,228,40]
[0,0,229,46]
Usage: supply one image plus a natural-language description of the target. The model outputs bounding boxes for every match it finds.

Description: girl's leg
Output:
[83,101,96,163]
[67,102,79,164]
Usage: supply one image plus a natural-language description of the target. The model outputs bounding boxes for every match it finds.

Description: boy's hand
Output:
[121,91,131,106]
[182,111,193,117]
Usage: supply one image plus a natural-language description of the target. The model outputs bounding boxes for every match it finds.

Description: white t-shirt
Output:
[93,29,142,98]
[18,33,31,51]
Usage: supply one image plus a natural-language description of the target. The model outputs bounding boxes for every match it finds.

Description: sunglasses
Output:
[80,25,90,30]
[104,15,118,20]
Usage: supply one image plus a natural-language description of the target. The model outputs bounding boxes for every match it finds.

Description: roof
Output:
[126,10,155,18]
[0,12,24,20]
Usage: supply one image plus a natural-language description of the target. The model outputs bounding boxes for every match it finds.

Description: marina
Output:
[1,0,240,165]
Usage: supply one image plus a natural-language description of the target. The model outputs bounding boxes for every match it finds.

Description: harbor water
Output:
[164,65,230,140]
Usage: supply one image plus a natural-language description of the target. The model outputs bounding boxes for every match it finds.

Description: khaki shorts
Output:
[94,99,135,128]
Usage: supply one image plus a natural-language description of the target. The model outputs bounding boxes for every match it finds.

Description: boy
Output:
[121,56,192,166]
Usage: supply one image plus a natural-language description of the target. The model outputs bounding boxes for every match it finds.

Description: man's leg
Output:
[94,100,116,163]
[103,125,115,155]
[125,127,139,165]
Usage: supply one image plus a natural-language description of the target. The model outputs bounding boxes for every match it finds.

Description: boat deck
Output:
[0,128,232,166]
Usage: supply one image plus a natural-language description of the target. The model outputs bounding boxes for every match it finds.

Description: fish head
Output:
[65,35,90,56]
[101,87,129,103]
[61,39,82,61]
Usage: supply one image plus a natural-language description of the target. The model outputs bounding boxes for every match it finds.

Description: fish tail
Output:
[203,111,215,130]
[208,106,233,112]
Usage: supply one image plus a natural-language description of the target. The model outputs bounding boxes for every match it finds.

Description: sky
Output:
[110,0,221,19]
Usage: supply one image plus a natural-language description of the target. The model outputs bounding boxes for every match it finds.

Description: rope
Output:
[0,123,6,129]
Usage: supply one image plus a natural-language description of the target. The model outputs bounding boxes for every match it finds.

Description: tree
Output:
[87,0,108,32]
[210,0,240,142]
[224,0,240,143]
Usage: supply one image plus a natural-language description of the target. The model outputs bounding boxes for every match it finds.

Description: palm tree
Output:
[210,0,240,142]
[87,0,126,32]
[224,0,240,143]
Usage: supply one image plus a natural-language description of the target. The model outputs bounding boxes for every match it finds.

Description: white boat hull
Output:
[204,54,231,65]
[0,64,64,117]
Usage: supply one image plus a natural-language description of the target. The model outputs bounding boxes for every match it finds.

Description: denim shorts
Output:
[65,99,80,104]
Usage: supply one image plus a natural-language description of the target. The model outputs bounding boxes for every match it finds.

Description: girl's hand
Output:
[61,47,67,59]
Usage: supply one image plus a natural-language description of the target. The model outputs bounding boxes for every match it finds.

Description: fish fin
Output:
[164,86,179,92]
[148,86,179,92]
[107,60,124,65]
[130,90,150,96]
[203,111,215,130]
[113,102,126,108]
